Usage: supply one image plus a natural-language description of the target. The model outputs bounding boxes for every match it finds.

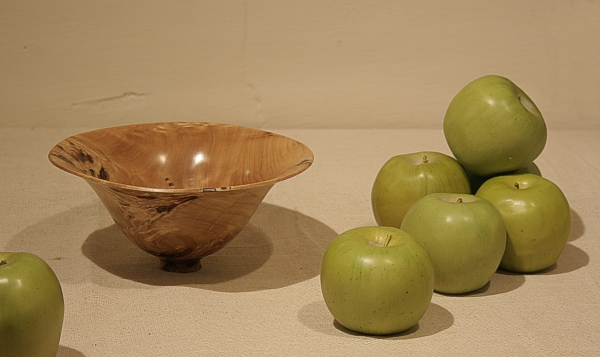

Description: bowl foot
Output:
[159,258,202,273]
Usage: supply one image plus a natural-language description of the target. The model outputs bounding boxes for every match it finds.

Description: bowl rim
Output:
[48,121,314,193]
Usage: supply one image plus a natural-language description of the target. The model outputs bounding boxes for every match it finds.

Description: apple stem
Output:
[384,234,392,247]
[457,197,463,203]
[514,182,520,189]
[422,155,429,164]
[0,260,6,267]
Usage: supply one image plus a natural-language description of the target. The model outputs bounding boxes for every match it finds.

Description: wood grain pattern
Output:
[48,122,313,272]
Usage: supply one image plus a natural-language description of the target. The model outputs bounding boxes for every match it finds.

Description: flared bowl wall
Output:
[48,122,313,272]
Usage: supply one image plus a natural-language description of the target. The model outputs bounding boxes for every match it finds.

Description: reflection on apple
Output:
[444,75,547,177]
[371,151,470,228]
[320,226,434,335]
[401,193,506,294]
[0,252,64,357]
[476,173,571,273]
[467,161,542,194]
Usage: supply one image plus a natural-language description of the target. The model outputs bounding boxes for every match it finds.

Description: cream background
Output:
[1,2,600,356]
[2,127,599,356]
[2,0,599,129]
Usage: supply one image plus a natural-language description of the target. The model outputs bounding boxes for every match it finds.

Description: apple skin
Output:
[0,252,64,357]
[371,151,471,229]
[401,193,506,294]
[467,161,542,194]
[476,174,572,273]
[320,226,434,335]
[443,75,547,177]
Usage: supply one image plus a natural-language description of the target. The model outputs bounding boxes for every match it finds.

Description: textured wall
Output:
[1,0,599,129]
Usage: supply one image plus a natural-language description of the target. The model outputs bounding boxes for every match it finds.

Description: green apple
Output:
[401,193,506,294]
[320,226,434,335]
[467,161,542,194]
[444,75,547,177]
[371,151,471,228]
[0,252,64,357]
[476,174,571,273]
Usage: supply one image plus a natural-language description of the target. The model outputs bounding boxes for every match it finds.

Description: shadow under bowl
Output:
[48,122,313,273]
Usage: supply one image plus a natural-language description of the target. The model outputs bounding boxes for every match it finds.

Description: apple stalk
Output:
[369,234,392,247]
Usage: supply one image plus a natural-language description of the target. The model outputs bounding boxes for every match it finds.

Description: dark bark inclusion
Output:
[156,195,199,214]
[51,153,74,166]
[74,149,94,164]
[98,167,109,180]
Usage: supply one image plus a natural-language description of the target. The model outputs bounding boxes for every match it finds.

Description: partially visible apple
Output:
[444,75,547,177]
[467,162,542,194]
[371,151,471,228]
[0,252,64,357]
[476,173,571,273]
[401,193,506,294]
[320,226,434,335]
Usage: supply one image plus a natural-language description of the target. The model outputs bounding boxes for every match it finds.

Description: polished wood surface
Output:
[48,122,314,272]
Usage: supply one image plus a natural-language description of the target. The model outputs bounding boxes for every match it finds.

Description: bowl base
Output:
[159,258,202,273]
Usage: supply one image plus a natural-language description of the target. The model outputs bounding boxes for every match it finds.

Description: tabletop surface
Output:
[1,127,598,356]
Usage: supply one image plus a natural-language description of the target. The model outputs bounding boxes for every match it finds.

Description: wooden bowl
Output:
[48,122,314,273]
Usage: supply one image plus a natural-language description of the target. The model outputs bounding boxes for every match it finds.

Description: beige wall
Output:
[1,0,599,129]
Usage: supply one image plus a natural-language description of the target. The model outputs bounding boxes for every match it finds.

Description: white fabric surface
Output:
[1,127,598,356]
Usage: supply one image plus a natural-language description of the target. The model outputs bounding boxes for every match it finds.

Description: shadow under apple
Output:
[57,345,86,357]
[569,208,585,241]
[488,242,588,277]
[476,208,588,280]
[433,237,589,296]
[437,269,526,298]
[298,299,453,339]
[536,242,589,275]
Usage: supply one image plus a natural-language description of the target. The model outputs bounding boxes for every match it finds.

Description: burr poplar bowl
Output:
[48,122,314,273]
